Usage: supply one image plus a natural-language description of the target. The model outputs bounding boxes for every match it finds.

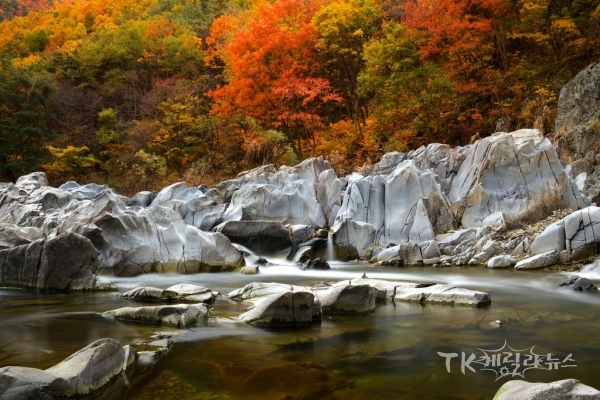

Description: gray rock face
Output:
[0,226,43,250]
[554,62,600,163]
[221,157,340,228]
[122,284,217,303]
[0,173,245,280]
[494,378,600,400]
[530,207,600,261]
[376,241,440,266]
[90,206,245,276]
[213,220,292,255]
[0,232,114,291]
[102,303,210,328]
[449,130,588,228]
[333,160,454,258]
[314,284,377,314]
[394,284,491,306]
[0,338,135,400]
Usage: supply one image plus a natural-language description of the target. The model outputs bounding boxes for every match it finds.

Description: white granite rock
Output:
[487,255,516,268]
[515,251,559,269]
[394,284,491,306]
[494,378,600,400]
[448,129,588,228]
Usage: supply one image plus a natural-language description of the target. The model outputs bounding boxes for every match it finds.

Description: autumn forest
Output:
[1,0,599,193]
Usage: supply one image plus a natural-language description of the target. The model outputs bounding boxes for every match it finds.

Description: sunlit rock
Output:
[515,251,559,270]
[448,129,588,228]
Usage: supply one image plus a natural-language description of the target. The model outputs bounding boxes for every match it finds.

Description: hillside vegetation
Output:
[1,0,599,193]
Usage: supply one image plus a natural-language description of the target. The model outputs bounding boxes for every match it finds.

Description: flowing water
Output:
[1,262,600,399]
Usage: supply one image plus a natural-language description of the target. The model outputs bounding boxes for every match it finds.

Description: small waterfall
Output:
[326,231,336,261]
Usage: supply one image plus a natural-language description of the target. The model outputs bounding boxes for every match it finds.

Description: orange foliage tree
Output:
[207,0,342,161]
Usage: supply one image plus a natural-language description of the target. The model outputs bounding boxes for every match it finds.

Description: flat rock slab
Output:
[102,304,210,328]
[333,278,430,302]
[122,284,217,303]
[0,338,135,399]
[494,378,600,400]
[228,282,309,302]
[394,284,491,306]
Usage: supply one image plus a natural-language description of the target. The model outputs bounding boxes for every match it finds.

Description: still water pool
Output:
[1,263,599,399]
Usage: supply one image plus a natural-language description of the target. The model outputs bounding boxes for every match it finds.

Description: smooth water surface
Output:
[1,263,599,399]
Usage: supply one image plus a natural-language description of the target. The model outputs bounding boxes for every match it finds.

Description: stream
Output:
[1,262,600,399]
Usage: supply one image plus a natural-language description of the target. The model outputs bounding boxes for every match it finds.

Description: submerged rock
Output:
[493,378,600,400]
[0,338,135,400]
[102,303,210,328]
[302,258,330,270]
[239,265,260,275]
[560,275,599,291]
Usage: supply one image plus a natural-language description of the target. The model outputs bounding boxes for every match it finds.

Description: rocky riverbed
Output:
[3,63,600,398]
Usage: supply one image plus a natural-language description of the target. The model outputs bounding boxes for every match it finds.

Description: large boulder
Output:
[0,232,114,291]
[213,220,292,255]
[0,338,135,400]
[102,303,210,328]
[85,206,245,276]
[494,378,600,400]
[448,129,588,228]
[220,158,340,228]
[314,284,377,314]
[554,62,600,163]
[237,290,319,326]
[229,282,321,325]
